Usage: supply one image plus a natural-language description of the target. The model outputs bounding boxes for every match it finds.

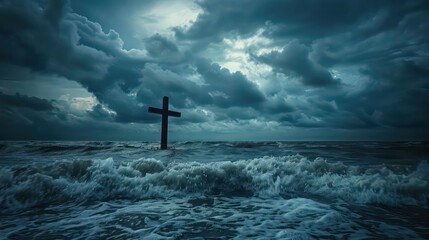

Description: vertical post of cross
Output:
[161,96,169,149]
[148,96,181,150]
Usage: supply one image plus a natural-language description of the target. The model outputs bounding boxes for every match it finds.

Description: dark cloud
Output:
[254,40,339,86]
[87,104,115,121]
[137,63,209,109]
[0,0,110,86]
[0,0,428,140]
[178,0,429,41]
[261,95,294,115]
[0,0,266,127]
[174,0,363,42]
[356,59,429,128]
[0,92,54,111]
[145,34,180,60]
[0,0,149,123]
[195,59,266,108]
[0,93,154,140]
[136,59,266,110]
[0,105,153,140]
[73,14,124,57]
[70,0,158,48]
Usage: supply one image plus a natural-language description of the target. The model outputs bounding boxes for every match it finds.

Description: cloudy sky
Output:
[0,0,428,141]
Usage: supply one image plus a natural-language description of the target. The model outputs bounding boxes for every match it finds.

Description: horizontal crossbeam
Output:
[148,107,181,117]
[148,107,162,114]
[168,110,181,117]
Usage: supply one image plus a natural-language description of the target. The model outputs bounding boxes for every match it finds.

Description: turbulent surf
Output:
[0,141,428,239]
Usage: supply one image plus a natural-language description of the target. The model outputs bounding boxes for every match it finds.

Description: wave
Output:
[2,141,428,157]
[24,144,113,154]
[0,155,428,211]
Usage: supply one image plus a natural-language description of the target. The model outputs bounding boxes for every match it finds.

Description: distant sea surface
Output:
[0,141,428,239]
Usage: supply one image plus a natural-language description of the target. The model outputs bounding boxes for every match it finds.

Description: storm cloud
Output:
[0,0,428,140]
[0,92,54,111]
[254,40,339,86]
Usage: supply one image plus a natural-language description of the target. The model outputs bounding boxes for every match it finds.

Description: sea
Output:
[0,141,428,239]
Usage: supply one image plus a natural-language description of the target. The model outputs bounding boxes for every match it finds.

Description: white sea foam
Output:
[2,196,424,239]
[0,155,428,211]
[1,154,428,239]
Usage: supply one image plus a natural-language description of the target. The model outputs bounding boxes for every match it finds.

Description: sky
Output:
[0,0,428,141]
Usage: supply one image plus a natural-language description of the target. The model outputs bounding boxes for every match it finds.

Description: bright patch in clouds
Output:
[70,96,97,112]
[135,0,201,37]
[218,33,275,89]
[0,0,428,140]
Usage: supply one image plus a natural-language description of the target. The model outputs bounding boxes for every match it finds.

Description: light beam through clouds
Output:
[0,0,428,140]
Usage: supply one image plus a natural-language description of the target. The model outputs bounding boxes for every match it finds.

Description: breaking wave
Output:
[1,155,428,211]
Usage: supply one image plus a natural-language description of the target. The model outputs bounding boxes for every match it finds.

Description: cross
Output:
[148,96,181,149]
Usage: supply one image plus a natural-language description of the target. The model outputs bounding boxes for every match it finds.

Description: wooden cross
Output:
[148,96,181,149]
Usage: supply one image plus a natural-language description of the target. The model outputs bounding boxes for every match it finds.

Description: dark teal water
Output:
[0,141,428,239]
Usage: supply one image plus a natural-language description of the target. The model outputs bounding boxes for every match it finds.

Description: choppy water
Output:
[0,141,428,239]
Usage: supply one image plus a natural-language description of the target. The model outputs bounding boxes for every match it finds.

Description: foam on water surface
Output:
[2,196,424,239]
[1,155,428,211]
[0,141,428,239]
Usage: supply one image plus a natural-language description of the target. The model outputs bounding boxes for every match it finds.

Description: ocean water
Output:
[0,141,428,239]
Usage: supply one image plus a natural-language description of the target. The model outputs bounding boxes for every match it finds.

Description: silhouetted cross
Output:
[148,96,181,149]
